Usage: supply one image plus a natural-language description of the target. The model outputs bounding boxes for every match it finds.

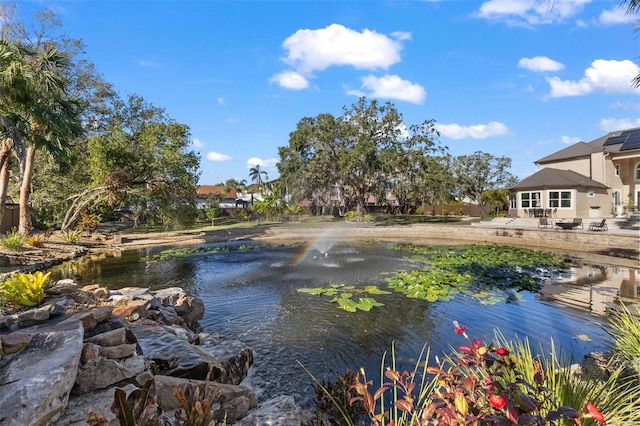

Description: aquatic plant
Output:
[298,284,390,312]
[142,243,285,262]
[387,244,569,304]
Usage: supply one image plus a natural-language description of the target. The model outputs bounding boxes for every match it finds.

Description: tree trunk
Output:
[0,157,11,231]
[18,145,35,235]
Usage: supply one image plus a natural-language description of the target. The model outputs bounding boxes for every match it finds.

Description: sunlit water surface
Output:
[49,240,638,408]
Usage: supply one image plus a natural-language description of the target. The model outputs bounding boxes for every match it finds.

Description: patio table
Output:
[555,221,579,230]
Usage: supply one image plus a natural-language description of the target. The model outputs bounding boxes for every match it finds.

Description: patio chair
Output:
[572,218,583,229]
[538,217,552,229]
[588,219,607,232]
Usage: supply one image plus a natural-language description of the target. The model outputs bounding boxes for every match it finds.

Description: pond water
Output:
[49,240,639,409]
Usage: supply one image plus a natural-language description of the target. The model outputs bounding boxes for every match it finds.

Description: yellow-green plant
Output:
[606,303,640,374]
[25,234,45,248]
[0,271,50,307]
[0,228,26,250]
[59,228,81,243]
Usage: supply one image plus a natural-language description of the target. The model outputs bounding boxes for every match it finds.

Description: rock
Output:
[83,315,129,339]
[84,327,126,347]
[112,299,149,322]
[152,287,204,331]
[62,310,97,331]
[81,342,100,364]
[199,333,255,385]
[0,315,14,331]
[98,343,136,359]
[16,306,50,326]
[130,322,226,381]
[50,383,139,426]
[72,357,137,394]
[0,321,84,426]
[90,306,114,323]
[153,375,257,424]
[0,331,31,355]
[233,395,309,426]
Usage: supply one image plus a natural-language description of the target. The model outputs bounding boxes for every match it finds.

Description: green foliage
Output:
[298,284,390,312]
[0,271,50,307]
[344,211,373,222]
[387,244,568,304]
[607,303,640,374]
[59,228,81,243]
[0,228,25,250]
[86,379,163,426]
[25,234,45,247]
[235,209,249,221]
[173,369,225,425]
[142,243,277,262]
[79,212,101,234]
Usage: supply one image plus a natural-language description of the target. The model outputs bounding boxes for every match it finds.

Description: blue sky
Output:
[17,0,640,185]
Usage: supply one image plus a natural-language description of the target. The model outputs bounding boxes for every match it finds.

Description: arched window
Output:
[636,163,640,180]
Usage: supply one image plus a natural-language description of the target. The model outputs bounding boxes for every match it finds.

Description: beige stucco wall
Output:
[539,157,591,175]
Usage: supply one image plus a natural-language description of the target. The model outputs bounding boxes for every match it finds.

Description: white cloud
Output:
[599,6,636,25]
[246,157,278,168]
[518,56,564,72]
[561,135,581,144]
[356,74,426,104]
[475,0,589,26]
[546,59,640,97]
[600,117,640,132]
[269,71,310,90]
[138,60,161,68]
[217,97,225,105]
[192,138,205,149]
[280,23,406,74]
[436,121,509,139]
[206,151,233,162]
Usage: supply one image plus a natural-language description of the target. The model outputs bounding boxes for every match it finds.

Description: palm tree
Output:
[0,40,80,234]
[249,165,268,190]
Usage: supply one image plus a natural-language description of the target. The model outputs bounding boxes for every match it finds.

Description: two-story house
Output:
[509,128,640,219]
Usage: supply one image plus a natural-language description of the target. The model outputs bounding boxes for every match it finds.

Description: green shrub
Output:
[607,303,640,374]
[25,234,45,248]
[1,228,25,250]
[414,207,424,215]
[454,207,464,216]
[59,229,81,243]
[0,271,50,307]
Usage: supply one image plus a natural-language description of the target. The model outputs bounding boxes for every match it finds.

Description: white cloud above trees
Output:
[546,59,640,97]
[436,121,509,139]
[206,151,233,161]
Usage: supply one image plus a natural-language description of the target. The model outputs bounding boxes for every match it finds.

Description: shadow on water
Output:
[49,240,639,408]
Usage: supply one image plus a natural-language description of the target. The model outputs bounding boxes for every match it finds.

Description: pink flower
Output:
[585,402,606,424]
[489,394,506,410]
[494,347,510,356]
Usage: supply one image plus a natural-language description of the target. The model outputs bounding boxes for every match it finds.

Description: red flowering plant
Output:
[345,321,608,425]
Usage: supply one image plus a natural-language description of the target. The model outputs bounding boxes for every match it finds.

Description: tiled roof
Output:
[196,185,238,198]
[536,127,640,164]
[509,168,609,191]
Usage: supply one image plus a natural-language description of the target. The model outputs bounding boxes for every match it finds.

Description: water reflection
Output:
[47,242,638,408]
[539,263,640,316]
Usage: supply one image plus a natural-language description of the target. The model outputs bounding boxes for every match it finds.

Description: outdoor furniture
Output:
[572,218,583,229]
[588,219,608,232]
[555,221,579,230]
[538,217,552,228]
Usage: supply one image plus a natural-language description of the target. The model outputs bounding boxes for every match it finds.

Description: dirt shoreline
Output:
[0,222,637,277]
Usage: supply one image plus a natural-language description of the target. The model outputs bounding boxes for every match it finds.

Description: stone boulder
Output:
[0,320,84,426]
[153,375,257,424]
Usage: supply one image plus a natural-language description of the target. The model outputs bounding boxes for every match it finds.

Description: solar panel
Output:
[620,128,640,151]
[603,131,629,146]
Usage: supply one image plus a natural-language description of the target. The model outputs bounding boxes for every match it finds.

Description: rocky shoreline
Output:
[0,279,314,425]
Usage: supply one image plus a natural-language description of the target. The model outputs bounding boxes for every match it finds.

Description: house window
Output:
[548,190,572,208]
[615,164,620,177]
[509,193,517,209]
[635,163,640,180]
[520,191,541,208]
[587,189,595,198]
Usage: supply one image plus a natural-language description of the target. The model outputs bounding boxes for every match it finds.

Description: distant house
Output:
[509,128,640,219]
[195,186,249,210]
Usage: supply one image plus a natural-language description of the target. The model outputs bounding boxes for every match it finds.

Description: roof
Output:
[536,127,640,164]
[509,168,609,191]
[196,185,238,199]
